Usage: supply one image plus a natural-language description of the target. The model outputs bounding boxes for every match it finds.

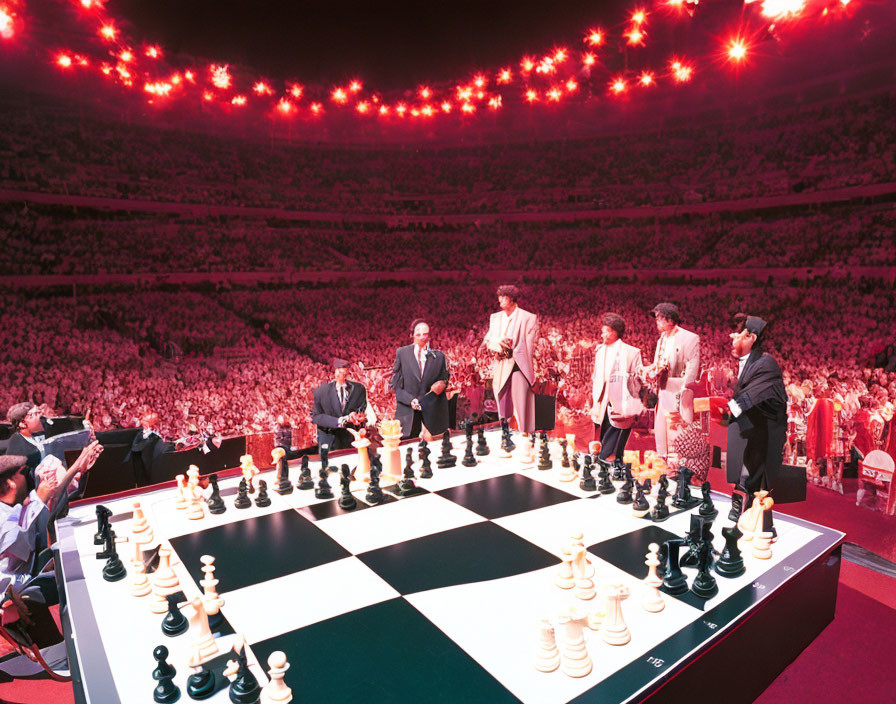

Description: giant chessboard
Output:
[55,429,843,704]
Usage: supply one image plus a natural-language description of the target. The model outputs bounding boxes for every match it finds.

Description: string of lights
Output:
[0,0,861,124]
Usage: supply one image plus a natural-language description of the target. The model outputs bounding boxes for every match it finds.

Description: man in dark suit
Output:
[311,359,368,451]
[724,314,788,520]
[391,320,450,439]
[121,412,174,486]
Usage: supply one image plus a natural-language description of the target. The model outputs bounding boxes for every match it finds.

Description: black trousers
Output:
[403,410,424,440]
[597,413,632,461]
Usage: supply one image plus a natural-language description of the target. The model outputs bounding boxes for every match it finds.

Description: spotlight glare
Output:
[210,64,231,90]
[728,39,747,61]
[583,52,596,67]
[100,24,116,40]
[497,68,512,84]
[585,29,603,46]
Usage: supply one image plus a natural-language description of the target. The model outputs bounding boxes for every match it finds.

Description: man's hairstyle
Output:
[410,318,430,335]
[7,402,35,426]
[601,313,626,339]
[732,312,767,346]
[496,284,520,301]
[0,455,28,485]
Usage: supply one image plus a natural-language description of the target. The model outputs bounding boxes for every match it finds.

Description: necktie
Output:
[339,386,346,409]
[418,348,425,377]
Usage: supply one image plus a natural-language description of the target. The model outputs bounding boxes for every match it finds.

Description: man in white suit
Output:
[590,313,644,462]
[483,285,537,433]
[644,303,700,460]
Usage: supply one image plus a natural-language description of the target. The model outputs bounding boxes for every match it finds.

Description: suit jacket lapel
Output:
[736,349,763,394]
[329,382,342,414]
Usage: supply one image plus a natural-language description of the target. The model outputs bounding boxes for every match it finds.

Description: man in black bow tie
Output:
[724,314,788,520]
[391,320,450,440]
[311,359,368,452]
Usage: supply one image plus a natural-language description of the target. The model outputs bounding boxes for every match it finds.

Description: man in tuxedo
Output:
[483,285,538,433]
[311,359,368,452]
[391,320,450,439]
[122,412,174,486]
[645,303,700,460]
[590,313,644,463]
[725,314,788,520]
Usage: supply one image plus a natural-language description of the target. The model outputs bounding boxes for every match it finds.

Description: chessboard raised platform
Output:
[55,429,843,704]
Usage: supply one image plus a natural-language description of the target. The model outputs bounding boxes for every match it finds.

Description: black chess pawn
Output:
[297,455,314,490]
[339,465,357,510]
[94,504,112,545]
[691,539,719,599]
[714,525,746,577]
[475,425,490,456]
[500,418,516,453]
[658,474,670,495]
[560,439,570,468]
[161,595,188,637]
[680,514,708,568]
[365,455,385,505]
[95,522,116,560]
[100,531,126,582]
[631,480,650,515]
[319,443,330,472]
[229,645,261,704]
[315,464,334,499]
[398,446,418,496]
[698,481,717,520]
[537,436,553,471]
[275,455,293,495]
[728,485,747,522]
[186,665,216,700]
[462,424,478,467]
[207,474,226,514]
[650,490,670,522]
[234,478,252,509]
[579,454,597,492]
[672,465,699,509]
[255,480,271,507]
[655,542,668,580]
[152,645,180,704]
[661,539,689,595]
[437,431,457,468]
[612,458,626,482]
[616,466,634,504]
[418,440,433,479]
[642,478,652,495]
[596,458,615,495]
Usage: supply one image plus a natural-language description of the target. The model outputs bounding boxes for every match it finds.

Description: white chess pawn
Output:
[571,546,595,600]
[129,562,151,598]
[558,615,592,678]
[174,475,188,510]
[533,618,560,673]
[200,555,225,614]
[185,488,205,520]
[131,501,154,542]
[601,585,632,646]
[569,532,595,578]
[642,543,665,613]
[752,531,774,560]
[554,546,575,589]
[261,651,293,703]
